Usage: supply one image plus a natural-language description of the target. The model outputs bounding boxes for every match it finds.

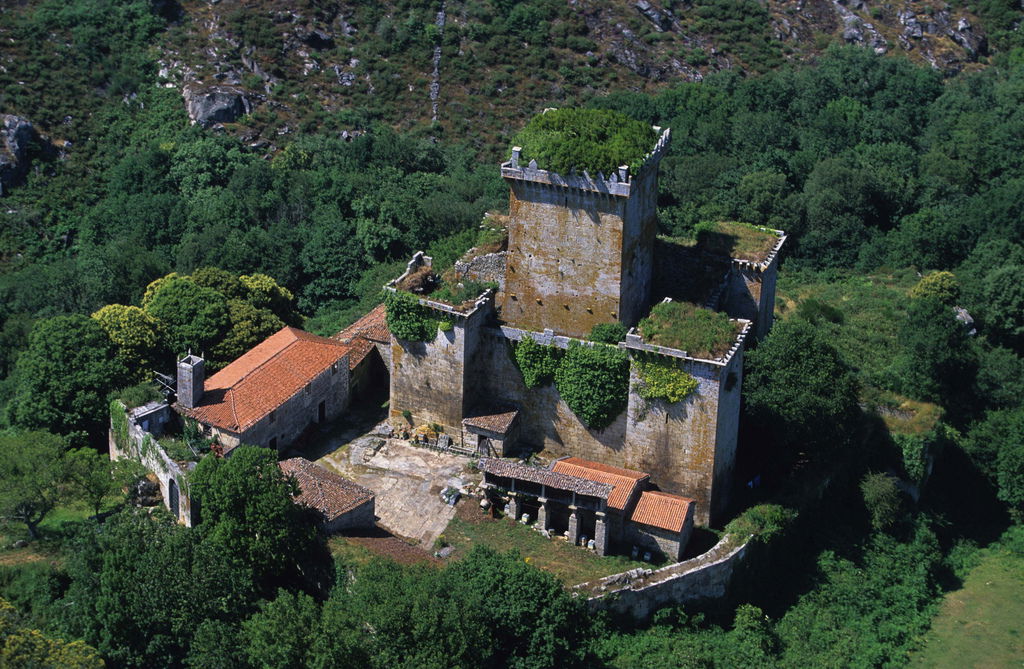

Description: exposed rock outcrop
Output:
[0,115,36,195]
[182,85,253,127]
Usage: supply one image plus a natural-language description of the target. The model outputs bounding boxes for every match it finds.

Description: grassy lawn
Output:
[443,511,653,586]
[910,547,1024,668]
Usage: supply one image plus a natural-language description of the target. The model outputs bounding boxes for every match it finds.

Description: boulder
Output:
[0,115,36,195]
[182,86,253,128]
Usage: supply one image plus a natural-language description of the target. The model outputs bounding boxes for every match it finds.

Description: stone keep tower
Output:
[176,353,205,409]
[499,127,671,339]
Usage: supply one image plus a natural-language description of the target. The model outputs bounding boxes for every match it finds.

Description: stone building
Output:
[175,326,352,454]
[379,112,784,528]
[279,457,376,533]
[479,456,695,560]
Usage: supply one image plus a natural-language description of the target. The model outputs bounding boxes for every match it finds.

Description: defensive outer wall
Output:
[577,533,752,620]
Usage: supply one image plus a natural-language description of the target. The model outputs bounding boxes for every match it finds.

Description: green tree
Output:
[91,303,161,378]
[996,436,1024,520]
[980,265,1024,351]
[144,275,230,359]
[0,598,102,669]
[8,315,128,437]
[190,446,329,597]
[909,271,960,304]
[894,296,975,403]
[212,299,285,364]
[744,318,860,453]
[0,431,70,540]
[66,447,139,518]
[243,589,321,669]
[860,472,902,531]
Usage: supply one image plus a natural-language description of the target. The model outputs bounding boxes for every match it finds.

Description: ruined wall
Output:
[390,296,491,433]
[582,534,751,621]
[109,401,195,527]
[454,251,507,290]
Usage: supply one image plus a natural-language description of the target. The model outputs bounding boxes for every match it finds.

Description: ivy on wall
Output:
[109,399,131,456]
[512,336,563,388]
[555,342,630,430]
[384,291,442,342]
[634,355,699,404]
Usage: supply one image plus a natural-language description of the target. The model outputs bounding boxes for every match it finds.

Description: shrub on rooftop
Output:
[639,301,738,359]
[510,108,658,176]
[384,290,438,342]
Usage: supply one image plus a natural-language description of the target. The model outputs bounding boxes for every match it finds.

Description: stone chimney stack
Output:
[177,353,205,409]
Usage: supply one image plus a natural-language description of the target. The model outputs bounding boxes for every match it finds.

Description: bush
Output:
[725,504,796,542]
[909,271,960,304]
[510,108,658,176]
[861,472,902,531]
[384,291,437,342]
[589,322,628,344]
[554,342,630,430]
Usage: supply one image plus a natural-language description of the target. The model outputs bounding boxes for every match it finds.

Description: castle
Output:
[385,117,785,528]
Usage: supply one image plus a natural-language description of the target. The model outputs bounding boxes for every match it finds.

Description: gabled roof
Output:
[629,491,694,533]
[551,457,649,511]
[462,408,519,435]
[478,458,613,499]
[178,327,350,433]
[280,457,374,520]
[333,304,390,370]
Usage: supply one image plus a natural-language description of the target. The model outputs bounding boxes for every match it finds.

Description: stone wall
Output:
[109,401,196,527]
[580,534,751,620]
[470,324,748,526]
[454,251,508,290]
[218,357,350,453]
[324,497,376,534]
[389,292,494,433]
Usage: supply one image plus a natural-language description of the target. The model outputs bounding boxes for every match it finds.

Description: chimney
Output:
[177,353,205,409]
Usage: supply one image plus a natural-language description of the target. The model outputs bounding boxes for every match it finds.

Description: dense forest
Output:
[1,0,1024,666]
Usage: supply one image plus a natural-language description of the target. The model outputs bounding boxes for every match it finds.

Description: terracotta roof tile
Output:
[334,304,390,343]
[551,457,649,511]
[279,457,374,520]
[178,327,350,433]
[333,304,390,370]
[478,458,613,499]
[629,491,694,533]
[462,408,519,434]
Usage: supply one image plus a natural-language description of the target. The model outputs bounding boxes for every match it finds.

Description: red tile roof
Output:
[462,408,519,434]
[551,457,649,511]
[335,304,390,343]
[478,458,613,499]
[178,327,350,433]
[629,491,694,533]
[333,304,390,369]
[279,457,374,520]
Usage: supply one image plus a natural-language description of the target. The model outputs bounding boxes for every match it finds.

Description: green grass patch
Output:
[694,220,780,262]
[639,300,740,359]
[910,545,1024,667]
[444,515,650,585]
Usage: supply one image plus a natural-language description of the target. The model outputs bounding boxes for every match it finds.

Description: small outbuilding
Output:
[279,457,375,533]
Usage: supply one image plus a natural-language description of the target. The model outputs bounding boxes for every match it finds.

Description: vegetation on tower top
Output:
[639,301,741,359]
[510,108,658,176]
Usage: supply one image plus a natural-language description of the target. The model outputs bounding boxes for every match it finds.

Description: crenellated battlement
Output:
[500,126,671,197]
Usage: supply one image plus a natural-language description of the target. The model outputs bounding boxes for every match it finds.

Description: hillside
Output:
[0,0,1000,158]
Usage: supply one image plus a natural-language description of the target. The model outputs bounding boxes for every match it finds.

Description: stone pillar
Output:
[567,506,579,545]
[594,511,609,557]
[507,494,520,520]
[537,497,550,530]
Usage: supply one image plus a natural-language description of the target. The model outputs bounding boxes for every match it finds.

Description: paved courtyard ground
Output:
[313,417,476,547]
